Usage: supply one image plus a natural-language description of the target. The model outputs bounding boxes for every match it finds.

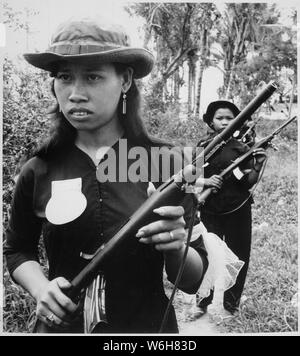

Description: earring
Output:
[122,91,127,115]
[58,104,62,113]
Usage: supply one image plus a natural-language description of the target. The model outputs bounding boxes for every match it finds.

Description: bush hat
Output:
[203,100,240,125]
[24,18,155,79]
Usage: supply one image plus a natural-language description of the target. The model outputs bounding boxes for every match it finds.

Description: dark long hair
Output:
[34,63,170,160]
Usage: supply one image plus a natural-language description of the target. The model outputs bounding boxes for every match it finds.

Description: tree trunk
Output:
[194,29,208,116]
[174,70,180,101]
[194,60,205,116]
[224,18,249,99]
[224,56,237,100]
[188,56,196,114]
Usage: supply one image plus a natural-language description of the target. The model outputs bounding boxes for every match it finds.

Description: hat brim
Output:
[24,47,154,79]
[203,100,241,124]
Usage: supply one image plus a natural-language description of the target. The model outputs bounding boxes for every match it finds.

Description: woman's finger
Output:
[253,149,267,158]
[211,175,222,182]
[40,311,71,329]
[153,205,185,218]
[253,148,266,154]
[212,177,223,185]
[136,219,185,238]
[139,229,186,245]
[154,240,185,252]
[39,291,70,321]
[147,182,156,197]
[36,300,72,329]
[52,279,79,314]
[136,216,185,238]
[210,180,222,189]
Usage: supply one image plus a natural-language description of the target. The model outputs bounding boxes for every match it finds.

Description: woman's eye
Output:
[57,73,71,82]
[87,74,101,81]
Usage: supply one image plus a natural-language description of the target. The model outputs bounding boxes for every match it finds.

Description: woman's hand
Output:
[136,183,186,253]
[203,175,223,190]
[243,148,268,186]
[35,277,79,329]
[252,148,267,172]
[136,183,205,291]
[136,205,186,253]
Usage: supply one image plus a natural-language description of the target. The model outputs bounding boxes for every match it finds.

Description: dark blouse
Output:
[197,136,254,215]
[4,138,207,333]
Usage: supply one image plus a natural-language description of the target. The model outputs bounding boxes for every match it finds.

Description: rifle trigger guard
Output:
[80,244,105,260]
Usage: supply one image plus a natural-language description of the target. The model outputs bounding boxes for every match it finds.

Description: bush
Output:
[256,117,297,142]
[143,104,207,147]
[3,57,53,227]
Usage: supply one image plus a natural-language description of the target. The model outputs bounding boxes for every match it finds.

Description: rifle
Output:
[203,86,275,162]
[83,273,109,333]
[65,81,278,302]
[238,116,262,145]
[197,115,297,205]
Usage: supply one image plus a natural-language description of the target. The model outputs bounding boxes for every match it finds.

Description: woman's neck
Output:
[75,121,124,165]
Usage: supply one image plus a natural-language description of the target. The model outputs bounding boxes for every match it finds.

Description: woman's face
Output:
[54,62,131,132]
[211,108,235,132]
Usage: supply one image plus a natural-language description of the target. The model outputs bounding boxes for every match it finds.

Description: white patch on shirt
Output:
[233,167,245,180]
[45,178,87,225]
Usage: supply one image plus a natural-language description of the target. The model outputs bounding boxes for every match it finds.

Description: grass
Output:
[3,268,36,333]
[3,242,48,333]
[2,116,298,334]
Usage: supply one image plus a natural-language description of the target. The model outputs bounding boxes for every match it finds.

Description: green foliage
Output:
[229,29,297,104]
[3,269,37,333]
[3,58,53,227]
[127,2,219,111]
[256,118,297,142]
[3,2,39,30]
[128,2,296,109]
[143,104,207,147]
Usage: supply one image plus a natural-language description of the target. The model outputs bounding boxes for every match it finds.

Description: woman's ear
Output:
[51,78,57,98]
[207,122,215,132]
[207,121,213,129]
[122,67,133,92]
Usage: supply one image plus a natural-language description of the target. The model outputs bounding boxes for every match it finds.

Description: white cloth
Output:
[192,222,244,317]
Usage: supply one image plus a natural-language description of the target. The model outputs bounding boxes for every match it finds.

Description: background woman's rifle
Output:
[238,116,262,146]
[197,115,297,205]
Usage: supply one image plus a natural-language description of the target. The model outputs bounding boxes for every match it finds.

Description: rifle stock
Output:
[66,81,278,301]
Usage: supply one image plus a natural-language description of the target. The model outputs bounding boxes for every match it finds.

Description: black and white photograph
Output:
[1,0,298,337]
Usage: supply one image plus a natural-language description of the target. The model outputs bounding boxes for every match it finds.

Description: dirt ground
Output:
[173,291,224,335]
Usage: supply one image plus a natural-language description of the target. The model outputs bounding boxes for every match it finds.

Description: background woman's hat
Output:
[24,18,155,79]
[203,100,241,124]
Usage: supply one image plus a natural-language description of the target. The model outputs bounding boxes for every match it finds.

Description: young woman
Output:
[196,100,266,315]
[4,18,208,333]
